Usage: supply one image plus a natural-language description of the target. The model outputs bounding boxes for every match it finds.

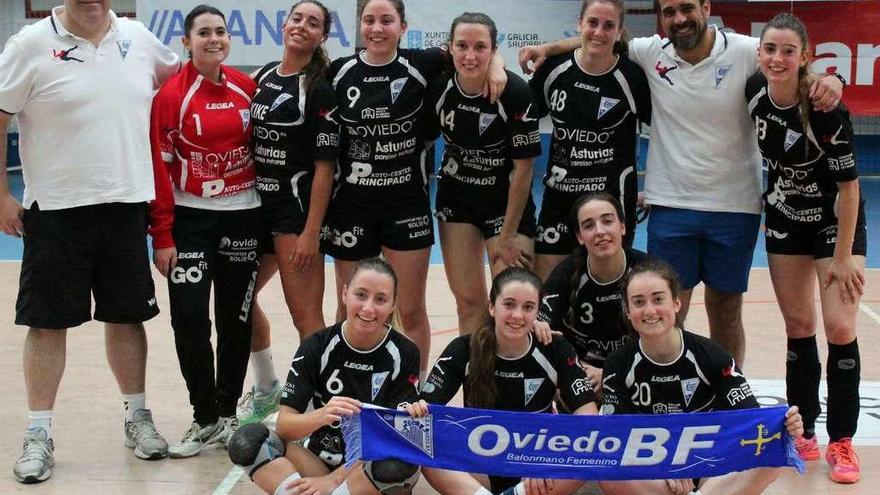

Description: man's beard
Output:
[669,20,706,51]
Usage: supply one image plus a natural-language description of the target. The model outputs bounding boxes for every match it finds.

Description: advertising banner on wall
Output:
[135,1,877,115]
[136,0,357,65]
[402,0,583,79]
[712,1,879,115]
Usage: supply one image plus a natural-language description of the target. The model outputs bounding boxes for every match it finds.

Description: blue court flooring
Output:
[2,170,878,268]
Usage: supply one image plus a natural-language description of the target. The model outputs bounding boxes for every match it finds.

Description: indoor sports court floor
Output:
[0,175,879,494]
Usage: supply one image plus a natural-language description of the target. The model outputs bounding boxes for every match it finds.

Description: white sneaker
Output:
[168,420,226,458]
[124,409,168,460]
[13,428,54,484]
[221,416,239,448]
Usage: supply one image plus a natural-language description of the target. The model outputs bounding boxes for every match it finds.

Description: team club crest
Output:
[714,64,733,87]
[524,378,544,405]
[681,378,700,407]
[784,129,802,152]
[597,97,620,119]
[270,93,294,112]
[478,113,497,135]
[390,77,408,104]
[382,413,434,457]
[239,110,251,131]
[371,371,389,401]
[117,40,132,60]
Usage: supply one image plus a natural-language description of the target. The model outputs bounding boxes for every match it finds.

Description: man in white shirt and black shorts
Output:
[0,0,179,483]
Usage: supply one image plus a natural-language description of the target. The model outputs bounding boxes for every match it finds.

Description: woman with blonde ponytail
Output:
[746,12,865,484]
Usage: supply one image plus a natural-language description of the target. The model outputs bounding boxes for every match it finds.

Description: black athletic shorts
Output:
[16,202,159,329]
[302,428,345,471]
[435,183,537,239]
[535,194,577,256]
[325,196,434,260]
[765,218,867,258]
[258,195,319,256]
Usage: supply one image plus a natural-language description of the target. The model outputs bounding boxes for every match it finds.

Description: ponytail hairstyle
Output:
[288,0,333,94]
[580,0,629,57]
[347,257,403,329]
[760,13,813,132]
[183,5,227,59]
[466,267,543,409]
[444,12,499,76]
[359,0,407,24]
[565,192,625,329]
[618,258,681,317]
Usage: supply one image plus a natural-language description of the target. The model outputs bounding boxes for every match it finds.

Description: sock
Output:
[123,392,146,421]
[498,483,526,495]
[827,339,860,440]
[274,473,302,495]
[419,370,428,388]
[252,348,278,393]
[785,336,821,436]
[473,488,493,495]
[28,410,52,437]
[330,481,351,495]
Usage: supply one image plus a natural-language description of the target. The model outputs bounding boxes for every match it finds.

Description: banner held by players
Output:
[343,404,805,480]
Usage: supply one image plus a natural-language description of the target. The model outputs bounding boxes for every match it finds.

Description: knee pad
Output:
[228,423,286,479]
[363,459,420,495]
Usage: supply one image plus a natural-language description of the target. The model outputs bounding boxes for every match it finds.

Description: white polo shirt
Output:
[629,26,762,215]
[0,7,180,210]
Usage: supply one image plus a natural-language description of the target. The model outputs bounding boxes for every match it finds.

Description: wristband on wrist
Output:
[827,71,847,87]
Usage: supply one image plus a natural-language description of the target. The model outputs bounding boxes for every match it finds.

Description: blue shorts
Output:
[647,206,760,293]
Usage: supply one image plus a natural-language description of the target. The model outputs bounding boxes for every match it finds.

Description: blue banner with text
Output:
[343,404,805,480]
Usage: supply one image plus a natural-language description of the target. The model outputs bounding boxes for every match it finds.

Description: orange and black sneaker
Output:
[794,435,820,461]
[826,437,859,484]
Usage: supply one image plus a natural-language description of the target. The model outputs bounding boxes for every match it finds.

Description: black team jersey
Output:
[421,334,597,413]
[424,70,542,200]
[529,52,650,203]
[746,72,861,230]
[329,49,446,208]
[602,330,759,415]
[280,323,420,466]
[251,62,340,207]
[539,248,651,366]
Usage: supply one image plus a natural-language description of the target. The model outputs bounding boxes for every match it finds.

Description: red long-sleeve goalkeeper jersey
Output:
[148,61,257,248]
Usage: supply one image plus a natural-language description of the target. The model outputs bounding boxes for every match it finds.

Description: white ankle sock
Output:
[274,472,302,495]
[28,410,52,437]
[474,487,493,495]
[330,481,351,495]
[251,348,278,393]
[123,392,146,421]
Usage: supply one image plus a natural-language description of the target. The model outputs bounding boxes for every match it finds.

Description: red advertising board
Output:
[711,1,880,115]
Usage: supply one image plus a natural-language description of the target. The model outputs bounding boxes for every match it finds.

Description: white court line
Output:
[860,302,880,326]
[213,413,279,495]
[212,466,245,495]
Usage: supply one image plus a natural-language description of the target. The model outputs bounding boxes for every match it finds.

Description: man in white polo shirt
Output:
[519,0,841,369]
[0,0,179,483]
